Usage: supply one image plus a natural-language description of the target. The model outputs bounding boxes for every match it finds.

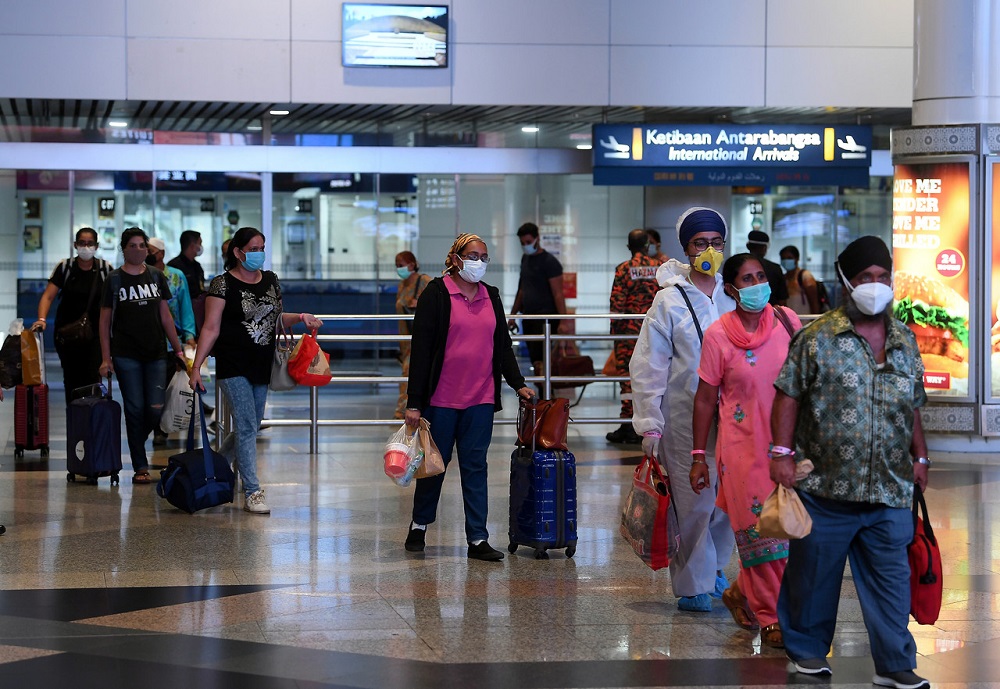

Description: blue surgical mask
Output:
[647,243,659,257]
[781,258,797,272]
[736,282,771,313]
[240,250,265,271]
[522,242,537,256]
[396,266,412,280]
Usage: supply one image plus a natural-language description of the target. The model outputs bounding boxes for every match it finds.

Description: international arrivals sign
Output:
[592,124,872,187]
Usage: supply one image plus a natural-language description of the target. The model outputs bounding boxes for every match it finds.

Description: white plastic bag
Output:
[183,344,211,382]
[383,424,423,487]
[160,369,199,434]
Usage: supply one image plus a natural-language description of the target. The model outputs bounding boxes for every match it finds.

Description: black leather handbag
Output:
[157,392,235,514]
[55,265,101,347]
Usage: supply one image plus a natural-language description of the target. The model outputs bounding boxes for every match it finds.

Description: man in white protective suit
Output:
[630,207,737,612]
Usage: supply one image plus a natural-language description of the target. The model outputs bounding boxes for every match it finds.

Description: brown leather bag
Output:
[550,341,594,389]
[517,397,570,451]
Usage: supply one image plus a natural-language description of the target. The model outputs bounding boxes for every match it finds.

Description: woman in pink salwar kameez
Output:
[690,253,800,649]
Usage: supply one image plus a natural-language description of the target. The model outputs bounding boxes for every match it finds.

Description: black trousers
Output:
[55,338,103,406]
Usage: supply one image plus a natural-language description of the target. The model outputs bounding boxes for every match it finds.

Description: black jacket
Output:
[406,277,526,412]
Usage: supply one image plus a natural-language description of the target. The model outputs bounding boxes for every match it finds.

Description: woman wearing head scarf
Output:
[690,253,801,648]
[394,251,432,419]
[403,233,534,561]
[630,207,738,611]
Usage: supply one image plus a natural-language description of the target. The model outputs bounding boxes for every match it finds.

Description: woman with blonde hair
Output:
[403,233,534,561]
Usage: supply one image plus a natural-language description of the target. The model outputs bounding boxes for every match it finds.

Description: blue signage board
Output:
[593,124,872,186]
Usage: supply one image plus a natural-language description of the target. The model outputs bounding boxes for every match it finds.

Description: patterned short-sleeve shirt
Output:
[774,307,927,508]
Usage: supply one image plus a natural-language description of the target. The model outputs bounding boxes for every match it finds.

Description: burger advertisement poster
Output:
[892,161,972,397]
[990,161,1000,397]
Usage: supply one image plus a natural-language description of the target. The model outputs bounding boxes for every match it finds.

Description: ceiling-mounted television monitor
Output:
[342,4,448,68]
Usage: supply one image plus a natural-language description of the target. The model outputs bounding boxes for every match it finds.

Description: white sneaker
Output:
[243,489,270,514]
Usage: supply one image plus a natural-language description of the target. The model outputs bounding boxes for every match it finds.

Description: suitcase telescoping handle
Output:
[517,397,538,454]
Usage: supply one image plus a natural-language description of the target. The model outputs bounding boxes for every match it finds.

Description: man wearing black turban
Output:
[767,236,931,689]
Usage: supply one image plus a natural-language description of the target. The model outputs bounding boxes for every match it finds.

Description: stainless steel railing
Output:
[216,312,643,453]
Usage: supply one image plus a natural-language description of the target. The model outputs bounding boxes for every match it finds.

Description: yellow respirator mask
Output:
[691,247,724,276]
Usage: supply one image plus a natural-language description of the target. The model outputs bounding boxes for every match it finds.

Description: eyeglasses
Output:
[460,252,490,264]
[689,238,726,251]
[76,242,97,248]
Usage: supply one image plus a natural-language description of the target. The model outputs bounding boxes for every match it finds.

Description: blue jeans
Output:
[114,356,167,472]
[778,491,916,674]
[217,376,267,498]
[412,404,494,542]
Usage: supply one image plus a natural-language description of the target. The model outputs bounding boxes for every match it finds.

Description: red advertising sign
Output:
[892,162,971,397]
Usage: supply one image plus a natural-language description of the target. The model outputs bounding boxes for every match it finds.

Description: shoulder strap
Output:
[674,284,703,344]
[81,260,101,312]
[772,306,796,338]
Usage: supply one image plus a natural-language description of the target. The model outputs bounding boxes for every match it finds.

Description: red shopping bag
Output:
[620,455,679,571]
[908,485,942,624]
[287,330,332,386]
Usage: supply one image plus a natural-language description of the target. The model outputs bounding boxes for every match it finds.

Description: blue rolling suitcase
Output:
[508,446,578,559]
[67,379,123,486]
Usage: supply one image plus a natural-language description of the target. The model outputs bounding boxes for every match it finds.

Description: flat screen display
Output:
[342,4,448,68]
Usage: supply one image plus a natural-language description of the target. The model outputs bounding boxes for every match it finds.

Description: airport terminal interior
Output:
[0,359,995,688]
[5,1,1000,687]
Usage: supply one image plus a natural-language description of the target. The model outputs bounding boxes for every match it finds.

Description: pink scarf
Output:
[719,307,776,351]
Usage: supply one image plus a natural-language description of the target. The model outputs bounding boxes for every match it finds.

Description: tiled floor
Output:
[0,360,995,687]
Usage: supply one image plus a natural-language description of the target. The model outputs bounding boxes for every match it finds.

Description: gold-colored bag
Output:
[758,484,813,540]
[414,418,445,479]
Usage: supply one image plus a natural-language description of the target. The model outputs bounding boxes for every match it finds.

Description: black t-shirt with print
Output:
[102,267,172,362]
[207,271,282,385]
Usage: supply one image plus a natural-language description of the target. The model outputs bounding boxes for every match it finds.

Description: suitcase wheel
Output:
[67,472,76,483]
[111,473,120,487]
[40,446,49,459]
[565,545,576,558]
[14,447,23,459]
[534,548,549,560]
[507,542,517,554]
[86,475,98,486]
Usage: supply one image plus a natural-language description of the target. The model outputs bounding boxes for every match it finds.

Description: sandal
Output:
[722,586,760,631]
[761,623,784,649]
[132,471,152,484]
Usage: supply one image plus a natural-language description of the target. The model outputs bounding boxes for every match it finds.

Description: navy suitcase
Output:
[508,447,578,559]
[67,381,122,486]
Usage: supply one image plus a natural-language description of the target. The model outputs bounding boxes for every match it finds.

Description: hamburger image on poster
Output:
[893,271,969,396]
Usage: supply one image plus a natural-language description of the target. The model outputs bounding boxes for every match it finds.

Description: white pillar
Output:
[913,0,1000,124]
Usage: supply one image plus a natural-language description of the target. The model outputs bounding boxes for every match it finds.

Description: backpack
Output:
[798,271,831,312]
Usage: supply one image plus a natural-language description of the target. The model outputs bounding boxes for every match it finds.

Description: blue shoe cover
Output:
[678,594,712,612]
[710,573,729,599]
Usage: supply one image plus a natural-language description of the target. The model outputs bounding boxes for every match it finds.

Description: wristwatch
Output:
[913,456,931,466]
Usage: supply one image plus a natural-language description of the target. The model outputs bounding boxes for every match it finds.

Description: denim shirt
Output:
[774,308,927,508]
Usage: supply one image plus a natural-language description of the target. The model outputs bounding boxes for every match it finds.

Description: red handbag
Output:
[908,485,942,625]
[287,331,332,387]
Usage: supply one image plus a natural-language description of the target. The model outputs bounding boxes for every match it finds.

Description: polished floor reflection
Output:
[0,365,995,687]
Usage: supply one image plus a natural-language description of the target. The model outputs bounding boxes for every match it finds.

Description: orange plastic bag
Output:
[287,331,332,386]
[20,330,44,386]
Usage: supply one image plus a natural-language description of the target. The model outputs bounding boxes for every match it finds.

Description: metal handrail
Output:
[220,312,644,453]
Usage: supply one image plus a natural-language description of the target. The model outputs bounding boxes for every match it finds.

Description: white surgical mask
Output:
[522,242,537,256]
[458,258,487,283]
[77,246,96,261]
[196,245,204,257]
[647,243,659,257]
[838,264,893,316]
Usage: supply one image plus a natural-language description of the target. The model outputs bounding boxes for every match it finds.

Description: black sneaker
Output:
[791,657,832,676]
[0,525,5,535]
[467,541,504,561]
[606,423,642,444]
[873,671,930,689]
[404,523,425,552]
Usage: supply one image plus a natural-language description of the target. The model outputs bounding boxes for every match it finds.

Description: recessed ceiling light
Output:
[576,144,592,150]
[521,126,539,133]
[108,120,129,128]
[269,109,290,116]
[247,125,263,131]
